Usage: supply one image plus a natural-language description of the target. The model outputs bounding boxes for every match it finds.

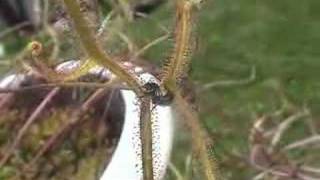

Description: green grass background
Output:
[128,0,320,179]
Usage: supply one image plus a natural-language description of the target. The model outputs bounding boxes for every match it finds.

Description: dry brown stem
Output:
[0,87,60,167]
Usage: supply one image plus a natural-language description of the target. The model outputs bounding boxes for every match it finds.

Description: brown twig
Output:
[270,110,309,152]
[200,66,256,91]
[0,87,60,167]
[284,135,320,151]
[249,107,320,180]
[100,89,116,121]
[27,88,109,166]
[0,80,121,93]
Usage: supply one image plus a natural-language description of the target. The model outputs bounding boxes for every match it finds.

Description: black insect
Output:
[142,82,173,106]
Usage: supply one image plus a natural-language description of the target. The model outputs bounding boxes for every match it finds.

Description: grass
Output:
[127,0,320,179]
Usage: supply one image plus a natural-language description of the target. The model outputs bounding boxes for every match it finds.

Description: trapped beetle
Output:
[142,82,173,106]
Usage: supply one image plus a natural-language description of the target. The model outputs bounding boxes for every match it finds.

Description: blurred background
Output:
[1,0,320,179]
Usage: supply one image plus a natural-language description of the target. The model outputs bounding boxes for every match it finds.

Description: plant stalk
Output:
[174,91,220,180]
[62,0,143,96]
[140,97,155,180]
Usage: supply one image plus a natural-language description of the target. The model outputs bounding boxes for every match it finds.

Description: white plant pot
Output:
[0,60,174,180]
[100,74,174,180]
